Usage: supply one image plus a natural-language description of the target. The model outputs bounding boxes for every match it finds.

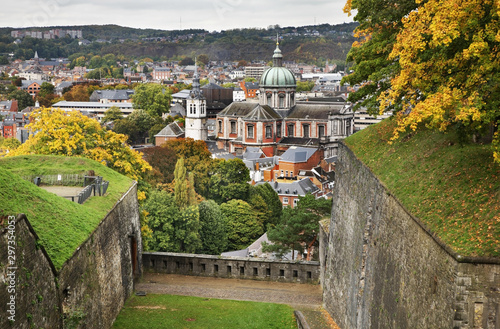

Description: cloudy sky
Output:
[1,0,353,31]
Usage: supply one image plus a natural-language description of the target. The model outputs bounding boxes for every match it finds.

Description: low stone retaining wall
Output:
[143,252,320,284]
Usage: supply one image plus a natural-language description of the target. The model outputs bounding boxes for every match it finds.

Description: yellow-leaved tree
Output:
[378,0,500,162]
[9,107,151,180]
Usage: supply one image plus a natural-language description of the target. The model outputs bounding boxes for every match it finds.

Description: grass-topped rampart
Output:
[345,119,500,258]
[0,155,133,270]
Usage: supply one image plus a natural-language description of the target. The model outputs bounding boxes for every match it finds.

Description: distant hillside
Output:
[0,23,358,64]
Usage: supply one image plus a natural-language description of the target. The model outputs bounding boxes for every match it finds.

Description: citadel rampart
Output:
[143,252,320,284]
[0,183,142,329]
[322,142,500,328]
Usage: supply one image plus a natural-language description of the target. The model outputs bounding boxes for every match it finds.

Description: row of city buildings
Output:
[0,41,391,209]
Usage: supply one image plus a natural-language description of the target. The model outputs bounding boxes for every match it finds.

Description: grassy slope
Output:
[0,155,133,270]
[344,119,500,258]
[112,294,296,329]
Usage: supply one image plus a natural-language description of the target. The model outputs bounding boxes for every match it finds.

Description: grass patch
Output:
[345,119,500,257]
[0,155,133,270]
[112,294,296,329]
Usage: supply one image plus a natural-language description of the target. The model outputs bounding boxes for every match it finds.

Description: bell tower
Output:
[185,60,208,141]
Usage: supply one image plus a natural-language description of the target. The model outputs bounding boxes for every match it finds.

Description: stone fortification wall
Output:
[0,182,141,329]
[0,215,61,329]
[322,142,500,329]
[58,182,142,329]
[143,252,320,284]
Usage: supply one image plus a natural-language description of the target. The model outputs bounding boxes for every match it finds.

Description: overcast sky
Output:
[1,0,354,31]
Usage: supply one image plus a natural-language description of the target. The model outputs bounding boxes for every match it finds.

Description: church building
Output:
[216,39,354,158]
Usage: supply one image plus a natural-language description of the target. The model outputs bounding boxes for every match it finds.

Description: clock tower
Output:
[185,61,208,141]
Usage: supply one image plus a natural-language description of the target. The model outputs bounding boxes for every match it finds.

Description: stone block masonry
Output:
[322,142,500,329]
[143,252,320,284]
[0,182,142,329]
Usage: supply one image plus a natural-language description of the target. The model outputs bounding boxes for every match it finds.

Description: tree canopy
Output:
[264,194,332,260]
[344,0,500,163]
[197,200,228,255]
[9,107,151,181]
[220,199,264,251]
[379,0,500,163]
[132,83,172,117]
[209,158,250,204]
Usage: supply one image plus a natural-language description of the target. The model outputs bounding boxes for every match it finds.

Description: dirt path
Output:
[137,273,333,328]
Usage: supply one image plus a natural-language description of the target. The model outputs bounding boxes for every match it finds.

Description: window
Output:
[303,124,310,138]
[290,171,293,177]
[283,197,289,204]
[293,199,299,207]
[279,95,284,108]
[285,171,288,177]
[287,124,294,137]
[230,121,236,134]
[265,125,272,139]
[218,120,222,133]
[318,125,325,138]
[247,125,254,139]
[277,123,282,137]
[279,269,285,277]
[253,267,258,276]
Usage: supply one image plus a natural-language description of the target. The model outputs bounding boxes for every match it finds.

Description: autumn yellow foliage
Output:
[378,0,500,162]
[9,107,151,180]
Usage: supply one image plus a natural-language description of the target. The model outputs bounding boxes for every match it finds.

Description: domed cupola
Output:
[259,36,297,109]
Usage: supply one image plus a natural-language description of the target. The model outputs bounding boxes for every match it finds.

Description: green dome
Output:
[259,67,296,88]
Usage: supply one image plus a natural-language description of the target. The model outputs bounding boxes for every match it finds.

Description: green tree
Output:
[220,199,264,251]
[132,83,172,117]
[179,57,194,66]
[112,118,139,145]
[165,138,216,197]
[252,183,282,229]
[264,194,332,260]
[197,200,228,255]
[197,54,209,66]
[341,0,417,114]
[296,81,315,92]
[142,189,178,251]
[8,89,34,110]
[142,189,201,253]
[102,106,124,123]
[174,157,188,209]
[209,158,250,203]
[38,82,54,98]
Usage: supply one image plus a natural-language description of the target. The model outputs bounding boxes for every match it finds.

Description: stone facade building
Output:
[216,40,354,158]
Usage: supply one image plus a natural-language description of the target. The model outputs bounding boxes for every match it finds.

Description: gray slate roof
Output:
[287,103,345,120]
[218,102,280,120]
[280,146,317,163]
[271,177,320,196]
[155,121,184,137]
[89,89,134,102]
[169,103,186,117]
